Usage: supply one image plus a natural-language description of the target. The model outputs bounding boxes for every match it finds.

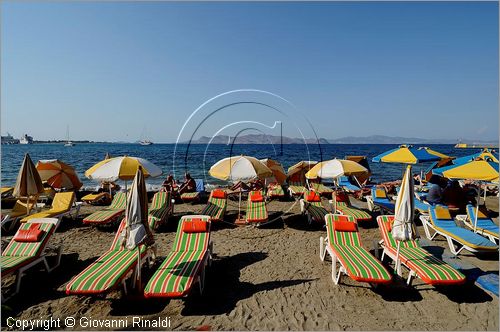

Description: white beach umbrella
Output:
[392,165,416,273]
[305,158,369,180]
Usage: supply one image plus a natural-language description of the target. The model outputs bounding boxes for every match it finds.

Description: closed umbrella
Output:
[392,165,417,273]
[433,157,499,232]
[13,153,44,214]
[36,159,83,190]
[85,156,162,191]
[120,167,155,288]
[260,158,287,185]
[209,155,273,219]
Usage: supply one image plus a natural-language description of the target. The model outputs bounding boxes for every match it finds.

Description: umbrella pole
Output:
[395,241,401,275]
[136,246,141,291]
[238,190,242,220]
[474,182,481,232]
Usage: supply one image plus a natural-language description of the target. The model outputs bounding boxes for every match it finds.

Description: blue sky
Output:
[2,1,498,142]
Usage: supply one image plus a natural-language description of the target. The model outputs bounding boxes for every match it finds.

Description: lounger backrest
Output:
[109,192,127,210]
[171,216,211,253]
[466,204,489,221]
[372,187,387,199]
[150,192,167,211]
[377,215,419,249]
[51,192,75,211]
[3,222,55,257]
[429,205,454,226]
[304,190,323,207]
[12,199,36,214]
[288,181,305,187]
[325,214,362,247]
[110,219,127,251]
[208,191,227,208]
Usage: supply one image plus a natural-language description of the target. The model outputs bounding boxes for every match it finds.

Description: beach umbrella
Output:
[418,147,454,160]
[209,155,273,219]
[13,153,44,214]
[453,149,499,165]
[392,165,417,273]
[287,160,318,185]
[209,155,273,182]
[372,145,441,164]
[433,157,499,231]
[120,167,155,288]
[85,156,162,190]
[260,158,287,185]
[36,159,83,190]
[305,159,368,180]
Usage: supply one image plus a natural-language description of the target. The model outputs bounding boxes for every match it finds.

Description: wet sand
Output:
[1,195,498,330]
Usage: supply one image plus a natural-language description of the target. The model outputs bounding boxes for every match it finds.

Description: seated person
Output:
[161,174,177,192]
[413,174,422,185]
[421,175,443,205]
[442,180,467,212]
[178,172,196,195]
[100,181,120,193]
[249,178,264,191]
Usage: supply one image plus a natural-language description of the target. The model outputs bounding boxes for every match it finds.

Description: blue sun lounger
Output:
[463,204,499,243]
[395,187,430,214]
[420,205,498,255]
[338,176,361,192]
[370,187,395,213]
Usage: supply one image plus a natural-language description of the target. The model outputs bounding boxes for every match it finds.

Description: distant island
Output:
[186,134,498,146]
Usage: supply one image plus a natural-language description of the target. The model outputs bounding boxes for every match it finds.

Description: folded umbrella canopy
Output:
[36,159,83,190]
[13,153,44,214]
[305,159,368,180]
[372,145,441,164]
[260,158,287,185]
[392,165,417,273]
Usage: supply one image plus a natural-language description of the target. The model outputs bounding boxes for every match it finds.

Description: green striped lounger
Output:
[148,191,173,230]
[377,215,465,286]
[332,193,371,223]
[2,218,61,298]
[267,184,285,199]
[180,192,200,203]
[320,214,391,285]
[66,219,151,295]
[144,215,212,298]
[302,190,328,224]
[246,191,268,223]
[310,182,334,196]
[83,192,127,225]
[288,181,307,197]
[200,190,227,222]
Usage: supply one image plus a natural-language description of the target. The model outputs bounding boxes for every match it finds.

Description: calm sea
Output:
[1,143,473,190]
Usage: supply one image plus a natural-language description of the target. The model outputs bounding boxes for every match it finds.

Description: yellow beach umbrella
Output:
[209,155,273,181]
[372,145,441,164]
[305,159,368,180]
[85,156,163,182]
[260,158,287,185]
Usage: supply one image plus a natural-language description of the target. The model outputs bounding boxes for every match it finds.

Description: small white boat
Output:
[139,126,153,145]
[65,125,75,146]
[139,140,153,146]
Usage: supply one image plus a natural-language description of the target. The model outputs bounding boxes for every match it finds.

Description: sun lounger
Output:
[330,192,371,223]
[2,218,62,300]
[413,195,431,214]
[338,176,361,193]
[301,190,328,224]
[66,219,154,295]
[148,191,174,230]
[459,204,499,243]
[309,182,334,196]
[246,190,268,223]
[1,186,14,199]
[420,205,498,255]
[20,192,80,223]
[1,198,38,231]
[367,187,395,213]
[144,215,212,298]
[83,192,126,225]
[81,192,112,206]
[267,183,285,199]
[288,181,307,197]
[180,179,205,203]
[200,189,227,222]
[319,214,391,285]
[377,215,465,286]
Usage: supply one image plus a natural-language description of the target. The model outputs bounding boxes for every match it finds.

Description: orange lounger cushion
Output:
[183,219,208,233]
[333,220,358,232]
[13,224,45,242]
[306,192,321,202]
[250,193,264,202]
[211,190,226,199]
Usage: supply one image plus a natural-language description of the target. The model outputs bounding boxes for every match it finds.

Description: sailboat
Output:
[139,127,153,145]
[64,125,75,147]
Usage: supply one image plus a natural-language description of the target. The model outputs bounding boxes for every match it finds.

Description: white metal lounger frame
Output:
[319,234,346,285]
[419,215,483,256]
[455,214,499,244]
[2,218,63,302]
[377,239,417,285]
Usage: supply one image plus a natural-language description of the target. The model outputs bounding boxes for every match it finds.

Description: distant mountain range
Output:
[186,134,498,145]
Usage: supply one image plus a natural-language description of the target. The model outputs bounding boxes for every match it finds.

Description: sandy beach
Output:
[2,195,498,331]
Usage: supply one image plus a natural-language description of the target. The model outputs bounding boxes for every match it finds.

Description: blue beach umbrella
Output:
[453,149,499,165]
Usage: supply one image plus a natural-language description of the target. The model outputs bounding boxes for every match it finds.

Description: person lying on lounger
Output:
[179,172,196,195]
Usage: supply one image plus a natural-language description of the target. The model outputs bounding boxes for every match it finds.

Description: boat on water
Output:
[20,134,33,145]
[139,139,153,145]
[139,126,153,145]
[65,126,75,146]
[1,133,20,145]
